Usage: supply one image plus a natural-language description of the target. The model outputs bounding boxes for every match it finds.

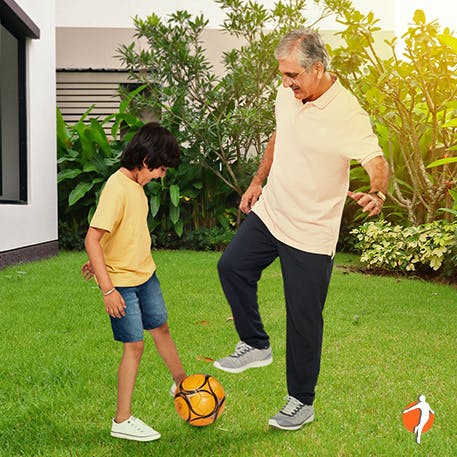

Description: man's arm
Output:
[239,131,276,214]
[347,155,390,217]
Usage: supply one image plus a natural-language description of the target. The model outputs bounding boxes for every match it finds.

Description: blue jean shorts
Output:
[110,273,168,343]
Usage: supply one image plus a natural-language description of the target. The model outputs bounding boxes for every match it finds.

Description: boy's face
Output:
[137,165,168,186]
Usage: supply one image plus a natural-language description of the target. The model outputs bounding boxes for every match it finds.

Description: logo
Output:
[402,395,435,444]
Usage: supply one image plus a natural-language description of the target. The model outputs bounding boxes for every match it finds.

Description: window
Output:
[0,0,39,204]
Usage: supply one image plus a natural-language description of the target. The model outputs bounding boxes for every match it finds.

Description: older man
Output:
[214,28,389,430]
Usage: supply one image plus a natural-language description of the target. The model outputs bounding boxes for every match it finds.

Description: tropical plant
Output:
[57,83,202,248]
[57,107,137,249]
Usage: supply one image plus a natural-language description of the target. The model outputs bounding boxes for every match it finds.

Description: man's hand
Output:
[347,190,383,217]
[239,183,263,214]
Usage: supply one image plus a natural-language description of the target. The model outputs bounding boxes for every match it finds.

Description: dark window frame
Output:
[0,0,39,204]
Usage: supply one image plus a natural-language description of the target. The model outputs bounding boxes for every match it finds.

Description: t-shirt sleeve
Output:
[89,180,124,233]
[344,105,384,166]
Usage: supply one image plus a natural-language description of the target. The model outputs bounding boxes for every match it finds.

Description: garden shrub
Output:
[351,220,457,277]
[181,227,235,251]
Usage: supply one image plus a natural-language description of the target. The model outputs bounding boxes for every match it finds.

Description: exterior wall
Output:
[0,0,57,267]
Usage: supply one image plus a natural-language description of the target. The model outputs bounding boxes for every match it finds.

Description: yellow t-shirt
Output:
[89,170,156,286]
[253,79,384,256]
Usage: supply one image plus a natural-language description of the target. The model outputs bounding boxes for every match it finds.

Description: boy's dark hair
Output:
[120,122,180,170]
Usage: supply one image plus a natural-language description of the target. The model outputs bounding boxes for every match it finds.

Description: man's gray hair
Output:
[274,28,329,70]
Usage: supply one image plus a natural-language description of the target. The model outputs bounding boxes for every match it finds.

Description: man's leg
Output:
[278,245,333,406]
[217,212,278,349]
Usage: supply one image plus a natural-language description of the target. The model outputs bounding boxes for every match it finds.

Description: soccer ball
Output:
[174,374,226,426]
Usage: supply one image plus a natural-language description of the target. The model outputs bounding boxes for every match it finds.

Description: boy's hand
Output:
[81,261,94,281]
[103,291,126,318]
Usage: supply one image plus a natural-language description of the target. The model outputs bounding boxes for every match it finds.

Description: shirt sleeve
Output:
[89,179,124,233]
[343,101,384,166]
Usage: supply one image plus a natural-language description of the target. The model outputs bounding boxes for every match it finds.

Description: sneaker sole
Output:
[111,431,161,442]
[268,414,314,431]
[213,356,272,373]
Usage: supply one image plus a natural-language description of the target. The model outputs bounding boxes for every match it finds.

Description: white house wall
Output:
[0,0,57,256]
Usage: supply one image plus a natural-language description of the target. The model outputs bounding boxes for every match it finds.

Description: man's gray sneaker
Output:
[268,395,314,431]
[213,341,272,373]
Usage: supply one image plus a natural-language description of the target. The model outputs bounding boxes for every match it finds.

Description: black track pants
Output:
[217,212,333,405]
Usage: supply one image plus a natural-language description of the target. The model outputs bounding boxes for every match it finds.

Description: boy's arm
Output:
[84,226,126,318]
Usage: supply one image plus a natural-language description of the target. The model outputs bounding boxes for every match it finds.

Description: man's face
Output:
[277,57,323,101]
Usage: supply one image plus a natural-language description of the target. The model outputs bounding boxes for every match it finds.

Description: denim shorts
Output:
[110,273,168,343]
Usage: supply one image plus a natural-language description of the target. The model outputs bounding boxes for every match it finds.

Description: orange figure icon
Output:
[402,395,435,444]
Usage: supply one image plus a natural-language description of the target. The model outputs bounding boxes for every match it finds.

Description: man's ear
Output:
[314,62,324,79]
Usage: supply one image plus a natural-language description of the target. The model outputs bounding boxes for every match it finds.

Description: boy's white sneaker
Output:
[111,415,161,442]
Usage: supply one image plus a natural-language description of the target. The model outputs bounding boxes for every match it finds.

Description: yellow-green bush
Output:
[351,220,457,275]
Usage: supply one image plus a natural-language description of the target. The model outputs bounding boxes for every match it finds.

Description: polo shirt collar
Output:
[302,76,342,110]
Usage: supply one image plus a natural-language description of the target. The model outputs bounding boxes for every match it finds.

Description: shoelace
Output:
[128,417,146,432]
[232,341,252,357]
[280,396,304,416]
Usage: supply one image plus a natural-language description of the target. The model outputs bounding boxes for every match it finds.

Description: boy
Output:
[82,122,186,442]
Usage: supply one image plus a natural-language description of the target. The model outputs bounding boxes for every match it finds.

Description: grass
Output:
[0,250,456,457]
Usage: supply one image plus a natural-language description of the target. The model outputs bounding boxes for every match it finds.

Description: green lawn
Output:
[0,250,455,457]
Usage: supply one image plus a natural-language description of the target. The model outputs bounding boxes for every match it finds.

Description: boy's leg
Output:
[217,212,279,349]
[109,284,161,441]
[149,322,186,385]
[139,274,186,385]
[115,341,144,423]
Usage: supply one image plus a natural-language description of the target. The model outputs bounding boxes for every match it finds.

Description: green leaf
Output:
[169,204,180,224]
[57,169,81,183]
[149,194,161,217]
[174,220,184,237]
[87,120,111,156]
[438,34,457,54]
[68,181,95,206]
[427,157,457,168]
[442,118,457,128]
[119,84,146,113]
[169,184,180,207]
[413,9,426,25]
[56,108,70,154]
[448,188,457,203]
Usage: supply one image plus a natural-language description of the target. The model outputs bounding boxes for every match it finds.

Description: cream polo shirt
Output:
[252,79,383,256]
[90,170,156,286]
